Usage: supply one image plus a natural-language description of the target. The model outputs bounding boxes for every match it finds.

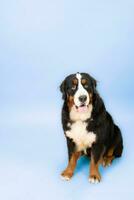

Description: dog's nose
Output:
[79,95,87,103]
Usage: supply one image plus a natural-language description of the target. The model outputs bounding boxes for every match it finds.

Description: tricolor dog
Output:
[60,72,123,183]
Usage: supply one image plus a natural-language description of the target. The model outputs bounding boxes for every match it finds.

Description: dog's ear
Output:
[88,74,97,89]
[60,79,66,100]
[92,77,97,88]
[86,73,97,89]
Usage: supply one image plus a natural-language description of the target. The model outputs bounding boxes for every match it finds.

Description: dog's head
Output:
[60,72,97,113]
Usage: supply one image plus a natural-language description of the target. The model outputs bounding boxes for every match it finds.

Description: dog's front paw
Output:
[89,174,101,184]
[61,170,73,181]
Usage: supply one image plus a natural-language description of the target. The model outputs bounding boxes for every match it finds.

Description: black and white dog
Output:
[60,72,123,183]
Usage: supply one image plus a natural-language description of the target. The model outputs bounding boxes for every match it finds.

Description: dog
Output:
[60,72,123,183]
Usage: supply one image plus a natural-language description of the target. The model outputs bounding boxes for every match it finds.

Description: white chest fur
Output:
[66,121,96,152]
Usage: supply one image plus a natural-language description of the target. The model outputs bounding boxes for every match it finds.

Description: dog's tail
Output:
[113,125,123,158]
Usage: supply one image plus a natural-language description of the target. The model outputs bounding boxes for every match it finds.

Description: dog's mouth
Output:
[75,104,88,112]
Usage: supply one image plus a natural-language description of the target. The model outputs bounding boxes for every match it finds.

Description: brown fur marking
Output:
[89,153,101,181]
[67,95,74,110]
[103,147,115,167]
[89,92,93,104]
[81,78,87,85]
[72,78,78,85]
[61,152,81,179]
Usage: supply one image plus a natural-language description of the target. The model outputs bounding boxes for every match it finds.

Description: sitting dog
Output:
[60,72,123,183]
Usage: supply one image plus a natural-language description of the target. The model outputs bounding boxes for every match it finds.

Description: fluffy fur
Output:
[60,72,123,183]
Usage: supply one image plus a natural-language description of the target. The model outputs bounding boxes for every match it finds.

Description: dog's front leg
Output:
[89,144,104,183]
[61,151,81,181]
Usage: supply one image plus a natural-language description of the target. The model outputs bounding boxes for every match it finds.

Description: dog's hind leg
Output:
[103,125,123,167]
[102,147,115,167]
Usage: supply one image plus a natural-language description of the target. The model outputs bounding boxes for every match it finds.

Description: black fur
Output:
[60,73,123,164]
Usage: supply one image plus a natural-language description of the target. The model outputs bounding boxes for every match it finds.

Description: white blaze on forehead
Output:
[74,73,89,107]
[76,73,82,84]
[76,73,86,92]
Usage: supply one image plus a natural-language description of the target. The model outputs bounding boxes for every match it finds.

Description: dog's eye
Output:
[72,85,76,90]
[84,84,88,89]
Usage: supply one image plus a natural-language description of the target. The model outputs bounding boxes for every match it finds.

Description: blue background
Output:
[1,0,134,199]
